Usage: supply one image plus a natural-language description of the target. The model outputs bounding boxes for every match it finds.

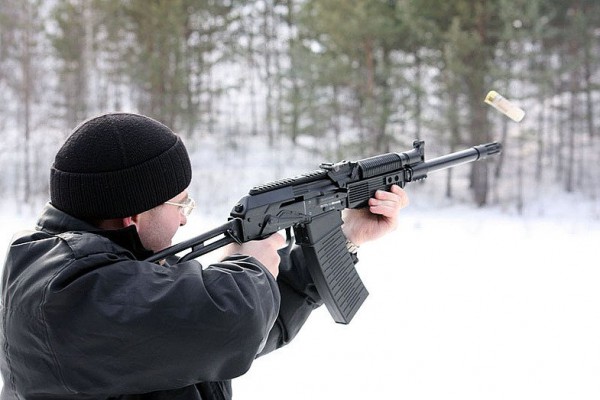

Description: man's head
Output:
[50,112,193,250]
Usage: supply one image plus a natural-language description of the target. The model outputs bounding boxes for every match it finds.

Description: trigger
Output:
[283,227,294,255]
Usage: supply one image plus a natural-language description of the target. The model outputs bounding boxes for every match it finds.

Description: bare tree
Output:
[0,0,46,208]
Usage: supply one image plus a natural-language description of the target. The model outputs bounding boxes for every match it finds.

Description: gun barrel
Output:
[411,142,501,178]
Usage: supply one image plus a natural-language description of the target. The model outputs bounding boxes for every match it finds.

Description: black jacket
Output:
[0,204,322,399]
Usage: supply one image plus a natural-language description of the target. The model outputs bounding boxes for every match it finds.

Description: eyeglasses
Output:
[164,197,196,217]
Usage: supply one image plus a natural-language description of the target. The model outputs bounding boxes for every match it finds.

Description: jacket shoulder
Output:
[55,230,133,260]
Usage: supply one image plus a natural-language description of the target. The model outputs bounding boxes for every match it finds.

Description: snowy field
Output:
[1,188,599,400]
[230,190,600,400]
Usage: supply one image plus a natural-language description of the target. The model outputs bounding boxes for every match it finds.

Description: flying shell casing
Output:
[484,90,525,122]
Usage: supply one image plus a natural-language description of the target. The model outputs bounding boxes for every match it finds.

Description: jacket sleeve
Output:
[257,245,323,357]
[43,251,280,395]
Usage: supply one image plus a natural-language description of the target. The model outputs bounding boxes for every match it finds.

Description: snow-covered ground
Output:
[2,189,599,400]
[227,190,600,400]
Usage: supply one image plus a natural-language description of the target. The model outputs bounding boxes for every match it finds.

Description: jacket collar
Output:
[37,203,154,260]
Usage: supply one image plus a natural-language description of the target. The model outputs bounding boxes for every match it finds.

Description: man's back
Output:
[1,204,280,399]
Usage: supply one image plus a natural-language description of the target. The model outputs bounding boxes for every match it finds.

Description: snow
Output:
[1,144,599,399]
[230,192,600,400]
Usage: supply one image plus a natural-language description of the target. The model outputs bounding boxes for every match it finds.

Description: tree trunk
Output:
[467,71,490,206]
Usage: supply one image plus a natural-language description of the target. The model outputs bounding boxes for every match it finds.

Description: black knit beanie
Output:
[50,113,192,219]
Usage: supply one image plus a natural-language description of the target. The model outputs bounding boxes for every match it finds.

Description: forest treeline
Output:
[0,0,599,211]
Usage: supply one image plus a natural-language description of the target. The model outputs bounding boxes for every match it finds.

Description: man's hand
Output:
[221,233,285,278]
[341,185,409,246]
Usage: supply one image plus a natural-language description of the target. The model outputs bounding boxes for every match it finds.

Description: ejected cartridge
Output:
[485,90,525,122]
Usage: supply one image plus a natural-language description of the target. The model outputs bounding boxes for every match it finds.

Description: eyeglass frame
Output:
[164,197,196,217]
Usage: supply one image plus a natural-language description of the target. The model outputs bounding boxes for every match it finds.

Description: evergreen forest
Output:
[1,0,599,213]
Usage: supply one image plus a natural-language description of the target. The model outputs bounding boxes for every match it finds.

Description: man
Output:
[0,113,408,399]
